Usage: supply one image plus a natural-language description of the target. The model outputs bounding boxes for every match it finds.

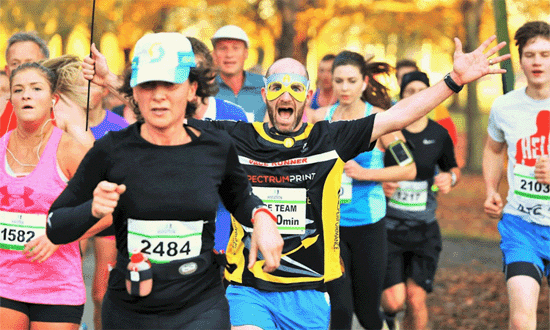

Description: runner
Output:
[189,36,509,329]
[1,32,50,136]
[310,50,416,329]
[46,33,282,330]
[395,59,461,150]
[306,54,337,111]
[395,59,419,87]
[89,37,249,265]
[381,71,461,330]
[43,54,128,330]
[0,62,90,330]
[0,72,9,111]
[80,33,508,329]
[482,21,550,330]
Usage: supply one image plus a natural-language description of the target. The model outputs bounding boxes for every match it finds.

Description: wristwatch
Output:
[444,73,463,93]
[451,171,457,187]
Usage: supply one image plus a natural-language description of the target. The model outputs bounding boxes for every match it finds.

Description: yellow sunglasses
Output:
[264,73,310,102]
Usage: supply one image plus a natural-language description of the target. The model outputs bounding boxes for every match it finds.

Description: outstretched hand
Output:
[451,35,511,86]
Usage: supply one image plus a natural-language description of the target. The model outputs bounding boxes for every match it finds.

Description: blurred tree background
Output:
[1,0,549,171]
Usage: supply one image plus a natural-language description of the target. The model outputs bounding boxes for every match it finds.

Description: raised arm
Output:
[81,43,126,103]
[371,36,510,142]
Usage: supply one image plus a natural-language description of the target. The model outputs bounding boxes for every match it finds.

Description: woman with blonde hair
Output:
[42,54,128,330]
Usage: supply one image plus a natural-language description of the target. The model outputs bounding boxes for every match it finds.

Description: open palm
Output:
[452,35,511,86]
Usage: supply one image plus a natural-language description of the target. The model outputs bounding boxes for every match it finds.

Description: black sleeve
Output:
[218,139,262,227]
[47,137,112,244]
[327,114,377,162]
[437,130,458,172]
[187,118,239,133]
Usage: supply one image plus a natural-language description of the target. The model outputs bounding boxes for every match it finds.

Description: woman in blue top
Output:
[310,50,416,329]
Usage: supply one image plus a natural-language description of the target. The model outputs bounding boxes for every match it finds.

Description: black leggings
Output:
[326,219,387,330]
[101,286,230,330]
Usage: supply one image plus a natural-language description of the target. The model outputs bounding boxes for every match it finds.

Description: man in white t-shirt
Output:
[483,21,550,330]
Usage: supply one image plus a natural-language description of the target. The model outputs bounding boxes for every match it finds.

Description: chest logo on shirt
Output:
[423,139,435,145]
[515,110,550,166]
[0,186,34,207]
[283,137,295,148]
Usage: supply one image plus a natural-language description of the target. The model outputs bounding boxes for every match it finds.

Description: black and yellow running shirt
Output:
[189,116,376,292]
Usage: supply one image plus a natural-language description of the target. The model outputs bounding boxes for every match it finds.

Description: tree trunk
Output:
[275,0,297,59]
[493,0,515,94]
[462,0,484,173]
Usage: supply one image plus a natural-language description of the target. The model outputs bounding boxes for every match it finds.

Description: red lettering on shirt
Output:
[515,110,550,166]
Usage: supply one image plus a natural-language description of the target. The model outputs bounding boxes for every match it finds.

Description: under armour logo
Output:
[0,186,34,207]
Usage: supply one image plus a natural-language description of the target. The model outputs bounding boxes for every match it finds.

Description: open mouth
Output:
[151,108,168,114]
[278,107,294,120]
[22,105,33,110]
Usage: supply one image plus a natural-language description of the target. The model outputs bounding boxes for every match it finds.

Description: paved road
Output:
[81,247,95,330]
[79,236,503,330]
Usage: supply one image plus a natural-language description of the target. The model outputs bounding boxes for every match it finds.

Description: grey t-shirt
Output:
[488,87,550,226]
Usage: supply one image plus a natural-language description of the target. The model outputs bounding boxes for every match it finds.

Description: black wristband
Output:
[444,73,463,93]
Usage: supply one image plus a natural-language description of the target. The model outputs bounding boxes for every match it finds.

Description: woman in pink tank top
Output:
[0,63,91,330]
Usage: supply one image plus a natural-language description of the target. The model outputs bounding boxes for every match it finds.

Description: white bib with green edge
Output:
[389,181,428,212]
[127,219,204,264]
[252,186,306,235]
[513,164,550,205]
[0,211,45,251]
[339,173,353,204]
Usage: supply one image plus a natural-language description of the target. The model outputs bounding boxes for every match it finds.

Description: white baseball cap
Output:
[211,25,250,48]
[130,32,196,87]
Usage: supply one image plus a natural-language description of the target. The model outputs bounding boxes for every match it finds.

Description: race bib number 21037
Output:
[513,164,550,201]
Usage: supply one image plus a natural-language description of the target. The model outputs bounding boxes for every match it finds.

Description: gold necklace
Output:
[5,119,52,167]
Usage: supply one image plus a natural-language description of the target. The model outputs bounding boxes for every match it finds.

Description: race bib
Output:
[513,164,550,203]
[339,173,352,204]
[389,181,428,212]
[0,211,45,251]
[127,219,203,264]
[252,187,306,235]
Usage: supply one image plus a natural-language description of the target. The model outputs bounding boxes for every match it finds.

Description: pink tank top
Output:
[0,127,85,305]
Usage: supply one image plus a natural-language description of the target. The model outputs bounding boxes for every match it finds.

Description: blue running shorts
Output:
[226,285,330,330]
[499,213,550,278]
